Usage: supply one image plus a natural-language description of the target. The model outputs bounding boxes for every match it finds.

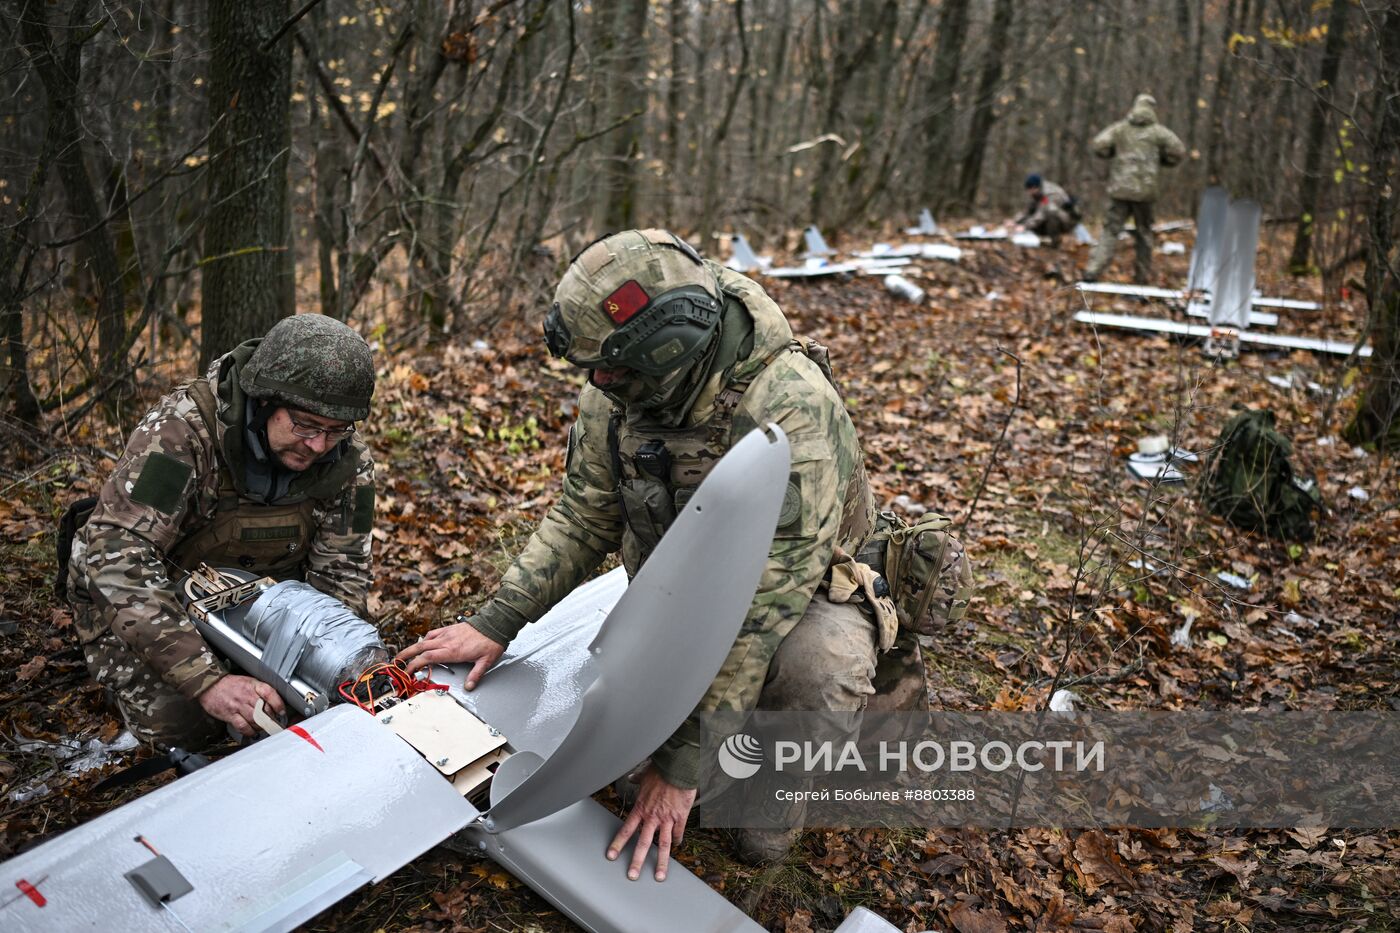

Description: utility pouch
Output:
[825,546,899,653]
[618,478,676,554]
[55,495,99,603]
[857,510,972,635]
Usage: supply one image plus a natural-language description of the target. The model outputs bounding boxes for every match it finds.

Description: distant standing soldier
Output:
[1082,93,1186,283]
[1014,174,1078,246]
[62,315,378,749]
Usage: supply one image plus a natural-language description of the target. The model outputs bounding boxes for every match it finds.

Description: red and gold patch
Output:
[602,280,650,323]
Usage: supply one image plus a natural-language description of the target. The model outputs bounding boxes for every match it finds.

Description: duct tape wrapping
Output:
[241,582,388,697]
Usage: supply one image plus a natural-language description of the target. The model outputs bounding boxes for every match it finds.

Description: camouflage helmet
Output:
[241,314,375,421]
[543,229,721,377]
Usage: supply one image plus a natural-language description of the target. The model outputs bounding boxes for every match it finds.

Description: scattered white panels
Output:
[802,225,835,258]
[1187,187,1228,295]
[765,259,860,278]
[1236,329,1372,357]
[1076,281,1303,321]
[852,258,913,274]
[1211,199,1261,330]
[1074,223,1096,245]
[1073,311,1372,357]
[923,243,964,262]
[854,243,923,258]
[1250,295,1321,311]
[1185,303,1278,327]
[955,226,1009,240]
[1077,282,1184,301]
[1076,310,1209,337]
[1011,231,1042,248]
[904,208,939,236]
[855,243,961,263]
[724,234,771,273]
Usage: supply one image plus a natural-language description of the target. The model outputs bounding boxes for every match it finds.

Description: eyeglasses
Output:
[286,412,356,443]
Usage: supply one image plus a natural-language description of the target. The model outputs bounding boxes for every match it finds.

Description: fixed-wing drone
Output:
[1,426,902,933]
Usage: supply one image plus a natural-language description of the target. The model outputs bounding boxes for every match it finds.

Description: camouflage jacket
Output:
[471,264,873,788]
[68,342,376,701]
[1091,95,1186,202]
[1017,179,1075,226]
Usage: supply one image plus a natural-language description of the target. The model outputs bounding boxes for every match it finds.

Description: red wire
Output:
[336,660,448,713]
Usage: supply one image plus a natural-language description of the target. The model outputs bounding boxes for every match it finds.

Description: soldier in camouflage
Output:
[1083,93,1187,283]
[1014,174,1078,246]
[66,315,377,748]
[400,229,909,872]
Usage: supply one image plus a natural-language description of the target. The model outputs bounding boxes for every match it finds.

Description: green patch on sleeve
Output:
[129,452,192,515]
[351,485,375,534]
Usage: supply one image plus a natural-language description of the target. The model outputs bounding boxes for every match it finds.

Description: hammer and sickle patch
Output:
[601,280,650,323]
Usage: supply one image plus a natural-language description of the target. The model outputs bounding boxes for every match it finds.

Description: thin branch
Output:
[956,347,1022,533]
[260,0,328,53]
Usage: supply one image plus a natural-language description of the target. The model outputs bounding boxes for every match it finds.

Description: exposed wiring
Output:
[337,660,448,713]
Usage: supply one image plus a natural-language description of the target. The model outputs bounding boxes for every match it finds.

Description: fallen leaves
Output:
[949,902,1008,933]
[16,655,46,681]
[1072,831,1138,894]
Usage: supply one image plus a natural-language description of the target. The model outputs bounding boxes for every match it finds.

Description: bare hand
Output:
[197,675,285,737]
[606,766,697,881]
[394,621,506,689]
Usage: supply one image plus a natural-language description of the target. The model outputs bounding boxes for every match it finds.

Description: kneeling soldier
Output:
[63,315,378,748]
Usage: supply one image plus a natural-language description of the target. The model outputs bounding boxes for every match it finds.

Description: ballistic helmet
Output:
[1024,173,1042,190]
[241,314,375,422]
[543,229,722,379]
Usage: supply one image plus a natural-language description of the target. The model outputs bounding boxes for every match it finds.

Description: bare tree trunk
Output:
[698,0,749,252]
[921,0,971,208]
[1206,0,1247,185]
[201,0,293,367]
[600,0,649,232]
[1344,8,1400,450]
[954,0,1014,211]
[20,0,129,395]
[1288,0,1350,275]
[808,0,886,228]
[1186,0,1205,157]
[665,0,686,206]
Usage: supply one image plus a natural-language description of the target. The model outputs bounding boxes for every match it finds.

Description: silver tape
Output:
[240,582,387,697]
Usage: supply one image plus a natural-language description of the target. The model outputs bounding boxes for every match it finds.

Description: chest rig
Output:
[171,380,353,580]
[608,337,872,579]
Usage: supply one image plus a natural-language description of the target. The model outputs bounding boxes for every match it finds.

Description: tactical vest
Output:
[170,379,357,579]
[610,338,873,578]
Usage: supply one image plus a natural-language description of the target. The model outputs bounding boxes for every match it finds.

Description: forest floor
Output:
[1,224,1396,932]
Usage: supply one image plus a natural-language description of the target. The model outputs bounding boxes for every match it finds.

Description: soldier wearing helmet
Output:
[400,229,881,871]
[64,315,378,748]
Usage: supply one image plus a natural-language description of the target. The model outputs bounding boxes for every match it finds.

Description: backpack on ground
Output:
[856,511,973,635]
[1198,408,1323,541]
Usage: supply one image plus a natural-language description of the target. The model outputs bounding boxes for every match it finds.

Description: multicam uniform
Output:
[469,263,880,788]
[68,342,376,746]
[1085,94,1187,282]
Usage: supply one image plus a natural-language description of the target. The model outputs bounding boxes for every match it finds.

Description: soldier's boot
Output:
[733,782,807,865]
[735,827,802,865]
